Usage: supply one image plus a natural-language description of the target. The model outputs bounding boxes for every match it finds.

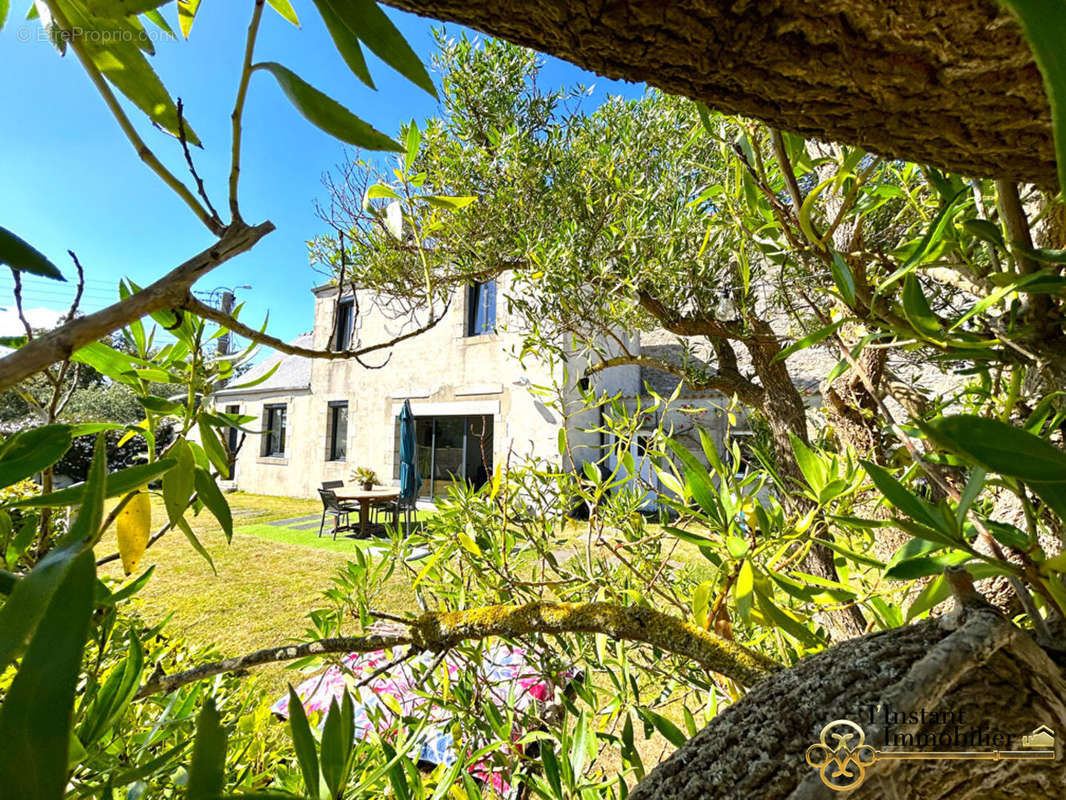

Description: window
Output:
[333,298,354,351]
[465,280,496,336]
[327,401,348,461]
[262,404,287,457]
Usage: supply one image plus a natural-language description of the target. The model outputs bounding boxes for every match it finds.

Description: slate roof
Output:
[214,333,313,396]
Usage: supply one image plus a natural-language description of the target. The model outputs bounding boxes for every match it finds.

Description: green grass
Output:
[98,492,418,695]
[237,522,395,554]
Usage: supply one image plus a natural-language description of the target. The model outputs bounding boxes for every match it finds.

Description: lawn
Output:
[97,491,421,694]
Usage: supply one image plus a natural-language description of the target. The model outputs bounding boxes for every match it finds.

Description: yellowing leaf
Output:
[115,489,151,575]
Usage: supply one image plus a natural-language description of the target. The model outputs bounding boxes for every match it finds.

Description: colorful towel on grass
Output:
[271,643,566,794]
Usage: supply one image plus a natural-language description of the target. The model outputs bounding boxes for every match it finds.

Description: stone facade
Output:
[213,277,639,499]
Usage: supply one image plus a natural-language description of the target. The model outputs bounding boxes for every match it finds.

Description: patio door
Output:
[410,415,493,498]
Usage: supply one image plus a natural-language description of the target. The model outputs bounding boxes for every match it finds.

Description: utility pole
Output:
[218,290,235,356]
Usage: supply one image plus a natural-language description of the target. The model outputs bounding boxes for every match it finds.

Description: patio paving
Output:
[266,514,320,527]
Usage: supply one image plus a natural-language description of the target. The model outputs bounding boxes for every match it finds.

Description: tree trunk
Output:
[744,322,868,641]
[630,605,1066,799]
[382,0,1053,187]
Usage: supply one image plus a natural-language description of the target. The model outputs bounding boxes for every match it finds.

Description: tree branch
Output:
[41,1,220,235]
[182,294,450,362]
[229,0,267,223]
[585,354,764,406]
[136,601,781,698]
[0,222,275,393]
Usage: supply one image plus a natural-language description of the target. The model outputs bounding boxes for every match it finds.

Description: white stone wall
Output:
[219,278,640,499]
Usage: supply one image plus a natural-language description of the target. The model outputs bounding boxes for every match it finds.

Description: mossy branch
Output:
[136,601,781,698]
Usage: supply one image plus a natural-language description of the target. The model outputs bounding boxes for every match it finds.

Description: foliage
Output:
[350,466,379,487]
[3,4,1066,800]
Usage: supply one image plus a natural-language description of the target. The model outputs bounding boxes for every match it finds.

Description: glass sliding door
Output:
[402,415,493,498]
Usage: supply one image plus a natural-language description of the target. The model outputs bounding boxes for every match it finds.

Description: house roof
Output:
[214,333,313,396]
[637,328,826,398]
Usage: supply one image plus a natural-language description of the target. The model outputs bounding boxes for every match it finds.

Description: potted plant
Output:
[352,467,378,491]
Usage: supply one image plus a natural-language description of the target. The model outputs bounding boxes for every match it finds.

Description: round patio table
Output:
[335,487,400,537]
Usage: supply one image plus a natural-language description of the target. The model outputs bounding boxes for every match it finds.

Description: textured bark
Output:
[630,606,1066,799]
[383,0,1053,187]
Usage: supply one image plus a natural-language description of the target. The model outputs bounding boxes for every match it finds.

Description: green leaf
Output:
[665,439,722,524]
[862,461,944,531]
[0,549,94,800]
[227,360,280,390]
[12,459,175,508]
[905,573,948,621]
[312,0,373,87]
[77,632,143,746]
[64,2,199,145]
[771,320,845,363]
[0,435,105,676]
[829,250,856,306]
[287,686,320,800]
[753,586,820,647]
[255,62,401,151]
[366,183,403,201]
[198,420,231,479]
[636,707,687,748]
[961,217,1005,248]
[734,559,754,624]
[818,538,885,569]
[163,440,195,524]
[320,697,353,799]
[266,0,299,26]
[0,0,8,31]
[884,549,971,580]
[404,121,421,172]
[323,0,436,98]
[0,225,63,280]
[0,424,72,489]
[177,0,200,38]
[100,565,155,605]
[878,189,966,291]
[423,195,477,210]
[85,1,171,16]
[923,414,1066,483]
[1001,0,1066,192]
[194,467,232,542]
[187,697,227,800]
[177,516,215,574]
[540,742,563,798]
[789,434,826,493]
[901,273,941,338]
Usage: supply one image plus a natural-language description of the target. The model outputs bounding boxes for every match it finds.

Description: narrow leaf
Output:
[255,62,401,151]
[187,697,227,800]
[0,550,94,800]
[0,225,63,280]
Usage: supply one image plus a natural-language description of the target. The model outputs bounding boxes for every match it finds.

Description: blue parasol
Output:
[398,399,421,502]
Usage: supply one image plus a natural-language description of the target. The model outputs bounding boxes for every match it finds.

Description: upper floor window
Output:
[466,280,496,337]
[262,404,287,458]
[333,298,354,351]
[327,401,348,462]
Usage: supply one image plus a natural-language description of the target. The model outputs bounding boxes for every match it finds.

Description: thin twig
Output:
[177,99,223,231]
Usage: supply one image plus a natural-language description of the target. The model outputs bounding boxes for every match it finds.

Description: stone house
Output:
[212,276,641,500]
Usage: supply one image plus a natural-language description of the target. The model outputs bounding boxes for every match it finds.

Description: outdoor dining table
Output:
[335,487,400,537]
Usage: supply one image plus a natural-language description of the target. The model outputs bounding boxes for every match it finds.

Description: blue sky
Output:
[0,1,642,347]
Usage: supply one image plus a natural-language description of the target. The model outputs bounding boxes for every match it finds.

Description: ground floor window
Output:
[262,404,287,457]
[327,401,348,461]
[395,415,493,498]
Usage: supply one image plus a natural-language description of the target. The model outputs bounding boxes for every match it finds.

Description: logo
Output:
[805,720,1057,791]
